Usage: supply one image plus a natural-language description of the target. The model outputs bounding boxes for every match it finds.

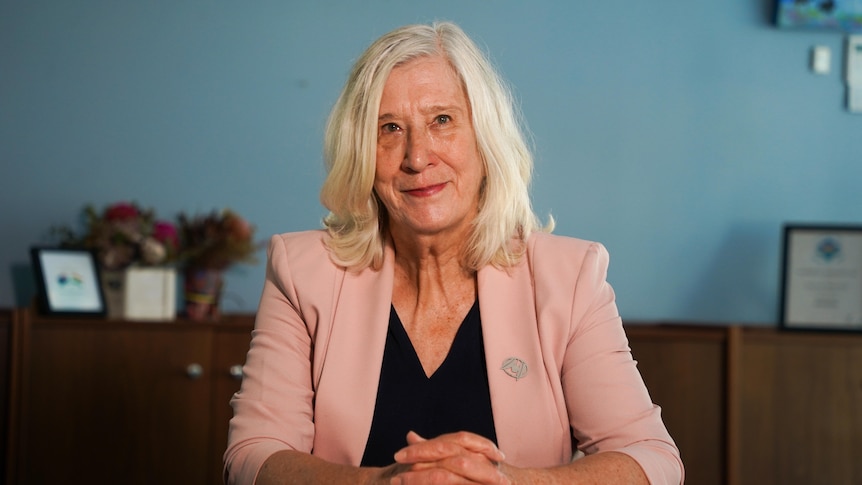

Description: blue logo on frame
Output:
[816,237,841,263]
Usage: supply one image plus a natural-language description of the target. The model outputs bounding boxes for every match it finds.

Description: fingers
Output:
[395,431,506,465]
[391,431,510,485]
[404,430,427,445]
[392,456,510,485]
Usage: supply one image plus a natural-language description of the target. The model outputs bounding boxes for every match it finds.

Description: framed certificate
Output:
[30,247,107,317]
[779,224,862,331]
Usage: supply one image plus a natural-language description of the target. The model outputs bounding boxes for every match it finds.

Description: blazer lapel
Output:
[478,261,548,461]
[314,244,394,465]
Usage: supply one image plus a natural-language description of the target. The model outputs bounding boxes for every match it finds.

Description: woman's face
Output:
[373,55,484,243]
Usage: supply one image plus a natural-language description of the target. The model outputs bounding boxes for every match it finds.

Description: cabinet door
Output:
[209,325,253,484]
[737,330,862,485]
[15,321,214,485]
[626,325,728,485]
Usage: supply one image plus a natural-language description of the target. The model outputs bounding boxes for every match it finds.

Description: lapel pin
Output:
[500,357,528,380]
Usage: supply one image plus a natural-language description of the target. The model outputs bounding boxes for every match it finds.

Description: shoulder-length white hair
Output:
[320,21,551,271]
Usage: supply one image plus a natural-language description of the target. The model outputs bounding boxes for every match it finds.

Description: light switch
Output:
[811,45,830,74]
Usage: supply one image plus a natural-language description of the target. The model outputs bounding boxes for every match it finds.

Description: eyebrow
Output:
[377,105,465,122]
[422,105,463,115]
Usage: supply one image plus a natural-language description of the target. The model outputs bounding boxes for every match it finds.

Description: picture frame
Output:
[779,224,862,332]
[775,0,862,33]
[30,247,106,317]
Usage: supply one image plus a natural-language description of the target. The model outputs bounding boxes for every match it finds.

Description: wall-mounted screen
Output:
[776,0,862,32]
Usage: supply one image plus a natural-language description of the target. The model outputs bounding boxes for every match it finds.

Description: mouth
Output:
[402,182,446,197]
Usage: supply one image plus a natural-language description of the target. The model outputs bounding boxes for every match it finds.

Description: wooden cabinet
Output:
[6,309,253,485]
[626,324,862,485]
[7,313,861,484]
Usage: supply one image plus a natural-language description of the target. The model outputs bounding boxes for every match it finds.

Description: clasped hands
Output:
[380,430,515,485]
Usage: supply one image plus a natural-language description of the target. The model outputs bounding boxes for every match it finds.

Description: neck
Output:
[387,227,478,377]
[389,226,471,276]
[389,228,476,308]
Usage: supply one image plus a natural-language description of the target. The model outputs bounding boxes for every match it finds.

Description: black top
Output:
[360,300,498,466]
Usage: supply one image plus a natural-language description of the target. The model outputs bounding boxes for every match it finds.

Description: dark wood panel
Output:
[15,318,213,485]
[737,329,862,485]
[626,325,728,485]
[0,310,11,483]
[209,325,253,484]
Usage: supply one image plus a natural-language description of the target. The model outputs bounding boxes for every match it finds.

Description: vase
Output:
[100,269,126,319]
[123,266,177,321]
[100,267,178,321]
[183,268,223,320]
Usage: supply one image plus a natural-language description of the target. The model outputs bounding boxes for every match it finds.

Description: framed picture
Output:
[779,224,862,332]
[30,247,106,317]
[775,0,862,32]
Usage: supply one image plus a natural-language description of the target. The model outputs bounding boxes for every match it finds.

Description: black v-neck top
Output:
[360,300,498,466]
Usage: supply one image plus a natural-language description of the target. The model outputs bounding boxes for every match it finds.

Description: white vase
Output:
[123,266,177,321]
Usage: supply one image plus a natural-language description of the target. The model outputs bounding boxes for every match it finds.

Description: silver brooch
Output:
[500,357,528,380]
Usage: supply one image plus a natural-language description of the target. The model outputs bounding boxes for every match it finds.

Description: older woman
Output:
[224,22,683,485]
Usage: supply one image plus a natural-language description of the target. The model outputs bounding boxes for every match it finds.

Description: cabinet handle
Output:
[186,363,204,379]
[229,364,243,380]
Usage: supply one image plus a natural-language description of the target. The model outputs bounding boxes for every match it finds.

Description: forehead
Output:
[380,56,467,107]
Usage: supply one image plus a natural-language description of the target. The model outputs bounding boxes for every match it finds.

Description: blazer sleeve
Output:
[534,236,684,484]
[223,232,331,484]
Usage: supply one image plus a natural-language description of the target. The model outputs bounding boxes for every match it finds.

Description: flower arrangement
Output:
[176,209,258,270]
[55,201,179,270]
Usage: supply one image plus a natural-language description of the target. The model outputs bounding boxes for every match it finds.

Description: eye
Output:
[380,122,401,133]
[435,115,451,124]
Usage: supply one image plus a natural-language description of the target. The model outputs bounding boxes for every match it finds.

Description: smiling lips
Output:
[402,182,446,197]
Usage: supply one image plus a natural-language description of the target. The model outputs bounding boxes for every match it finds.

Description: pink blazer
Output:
[225,230,683,484]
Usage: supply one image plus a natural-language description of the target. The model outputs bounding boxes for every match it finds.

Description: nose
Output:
[402,129,431,173]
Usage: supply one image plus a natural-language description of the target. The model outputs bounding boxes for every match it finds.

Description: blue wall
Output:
[2,1,860,323]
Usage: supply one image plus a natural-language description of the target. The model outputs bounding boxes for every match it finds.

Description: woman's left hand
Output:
[390,431,515,485]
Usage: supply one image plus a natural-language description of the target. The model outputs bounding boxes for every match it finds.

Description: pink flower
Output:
[104,202,139,221]
[153,221,179,249]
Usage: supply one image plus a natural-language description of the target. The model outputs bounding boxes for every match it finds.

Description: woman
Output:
[225,21,683,484]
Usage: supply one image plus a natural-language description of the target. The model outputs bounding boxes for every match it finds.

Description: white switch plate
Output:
[812,45,830,74]
[847,35,862,85]
[847,35,862,113]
